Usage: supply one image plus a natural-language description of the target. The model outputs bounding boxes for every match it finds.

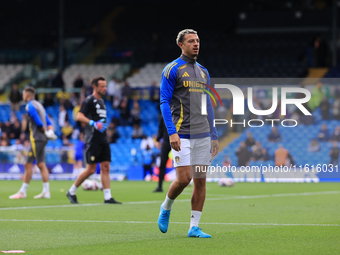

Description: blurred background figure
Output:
[236,142,251,167]
[308,82,326,112]
[130,100,141,125]
[245,131,255,147]
[61,120,73,139]
[153,115,170,192]
[268,126,282,143]
[142,144,155,180]
[73,74,84,89]
[308,138,320,152]
[9,83,21,111]
[9,118,21,139]
[56,88,70,106]
[58,105,68,128]
[223,155,232,167]
[52,70,65,89]
[119,97,130,126]
[330,126,340,141]
[107,78,119,103]
[319,96,331,120]
[149,81,158,103]
[132,123,143,139]
[43,93,55,108]
[121,80,132,100]
[250,141,264,161]
[333,95,340,120]
[107,122,119,143]
[275,145,289,167]
[329,141,339,166]
[317,124,330,141]
[73,132,85,178]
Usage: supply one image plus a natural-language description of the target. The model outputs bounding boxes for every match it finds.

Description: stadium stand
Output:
[100,30,315,78]
[0,97,160,172]
[0,0,119,49]
[0,64,25,90]
[126,63,167,88]
[62,64,121,88]
[213,106,340,168]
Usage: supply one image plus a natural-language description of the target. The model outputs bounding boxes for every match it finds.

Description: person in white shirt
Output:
[58,105,68,128]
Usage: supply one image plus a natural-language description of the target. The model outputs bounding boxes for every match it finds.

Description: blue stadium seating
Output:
[1,99,160,171]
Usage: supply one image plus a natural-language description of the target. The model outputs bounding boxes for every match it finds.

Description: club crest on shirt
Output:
[200,71,205,79]
[96,104,100,109]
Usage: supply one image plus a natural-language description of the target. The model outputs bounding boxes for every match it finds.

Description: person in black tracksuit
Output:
[153,115,171,192]
[66,76,121,204]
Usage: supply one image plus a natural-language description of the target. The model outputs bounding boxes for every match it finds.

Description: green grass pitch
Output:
[0,180,339,254]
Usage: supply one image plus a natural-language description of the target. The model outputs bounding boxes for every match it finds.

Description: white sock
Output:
[162,195,175,210]
[103,189,112,200]
[190,210,202,229]
[19,182,29,195]
[69,184,77,195]
[43,182,50,193]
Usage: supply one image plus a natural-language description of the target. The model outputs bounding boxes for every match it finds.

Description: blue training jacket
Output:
[160,54,218,140]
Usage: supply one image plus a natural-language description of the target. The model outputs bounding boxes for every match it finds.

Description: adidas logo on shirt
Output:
[182,72,190,77]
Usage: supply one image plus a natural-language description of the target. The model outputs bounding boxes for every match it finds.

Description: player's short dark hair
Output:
[176,29,197,46]
[91,76,106,86]
[23,86,36,95]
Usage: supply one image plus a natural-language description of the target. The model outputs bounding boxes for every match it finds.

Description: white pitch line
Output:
[0,219,338,227]
[0,203,102,211]
[0,190,339,211]
[181,192,235,197]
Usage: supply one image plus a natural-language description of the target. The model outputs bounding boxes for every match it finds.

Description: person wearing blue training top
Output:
[9,86,57,200]
[157,29,219,238]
